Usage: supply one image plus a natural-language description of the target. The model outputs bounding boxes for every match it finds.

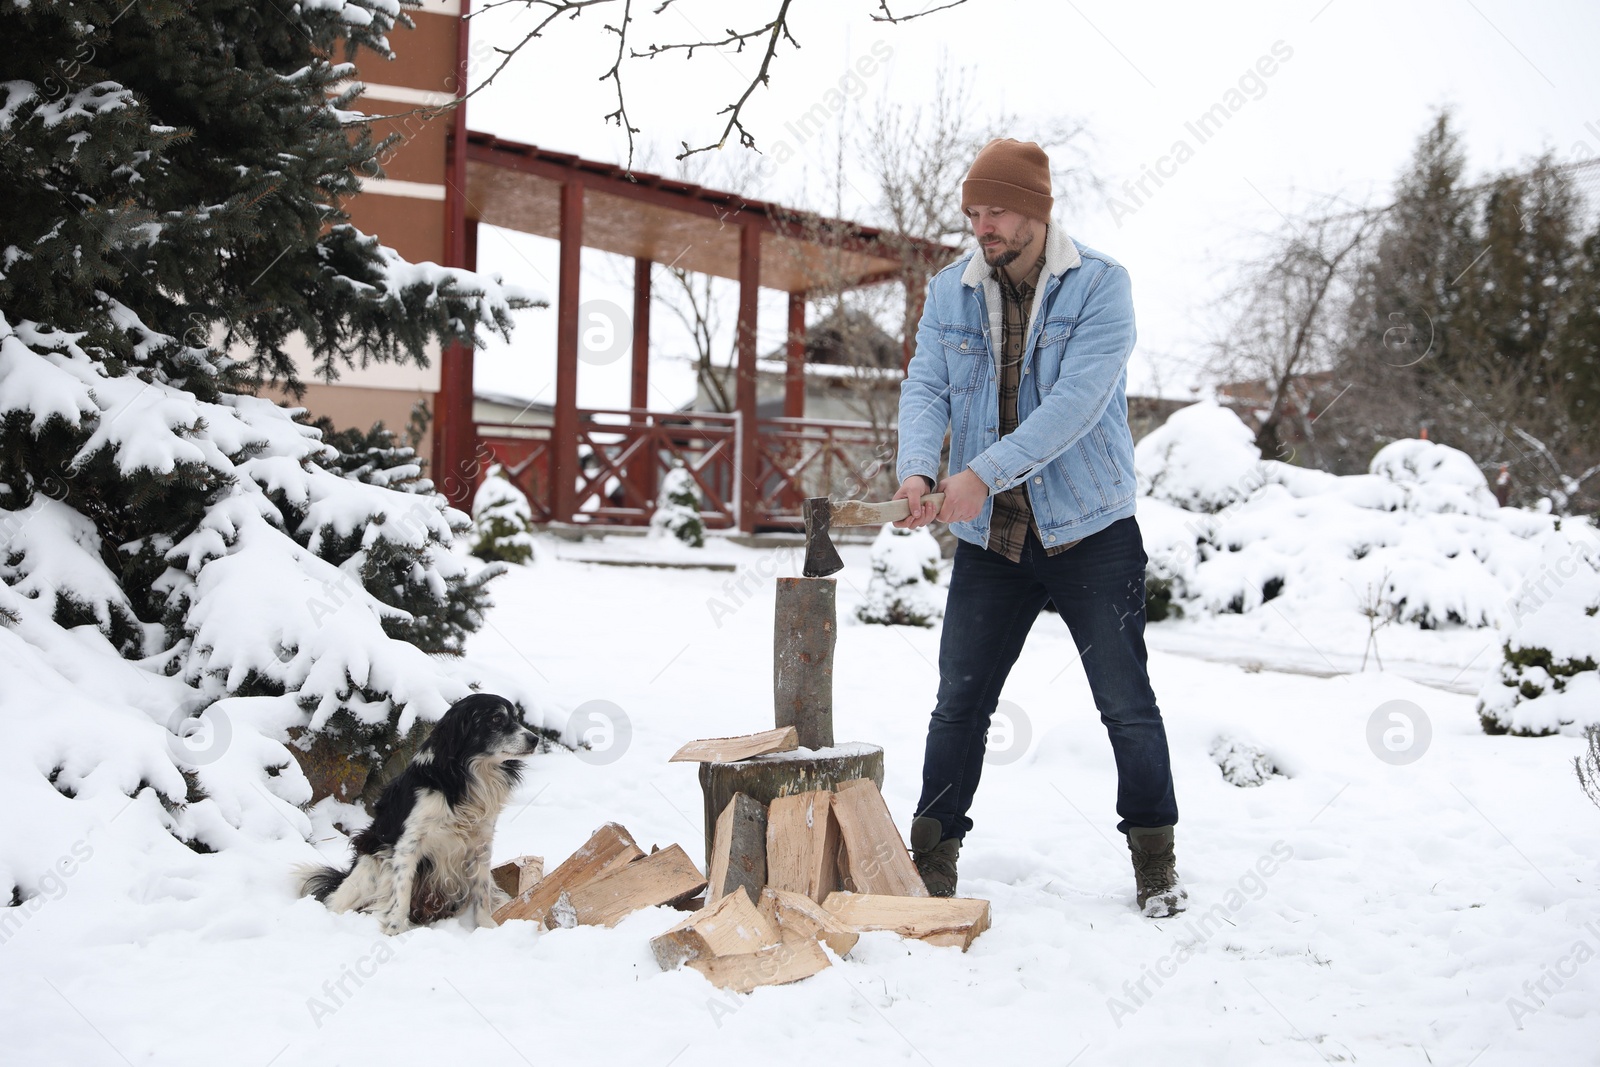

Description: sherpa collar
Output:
[960,221,1081,289]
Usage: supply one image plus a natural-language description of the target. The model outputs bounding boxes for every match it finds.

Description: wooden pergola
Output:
[436,127,957,531]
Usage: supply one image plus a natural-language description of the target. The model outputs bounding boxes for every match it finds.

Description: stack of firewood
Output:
[491,728,990,992]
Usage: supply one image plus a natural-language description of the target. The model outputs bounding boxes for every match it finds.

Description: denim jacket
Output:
[897,223,1139,550]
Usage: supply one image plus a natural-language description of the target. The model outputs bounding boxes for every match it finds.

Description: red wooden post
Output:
[736,224,761,532]
[552,177,584,524]
[784,291,806,419]
[631,257,652,411]
[631,256,656,507]
[902,269,926,371]
[435,3,476,509]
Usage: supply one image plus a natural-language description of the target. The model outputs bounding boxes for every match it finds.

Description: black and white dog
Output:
[297,693,540,934]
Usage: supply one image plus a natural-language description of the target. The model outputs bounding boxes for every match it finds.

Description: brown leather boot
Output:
[910,816,960,897]
[1127,825,1187,917]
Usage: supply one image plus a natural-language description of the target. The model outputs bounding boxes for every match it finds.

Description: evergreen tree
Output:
[649,466,705,547]
[0,0,543,848]
[471,465,536,566]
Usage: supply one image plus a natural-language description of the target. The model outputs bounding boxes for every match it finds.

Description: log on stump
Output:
[706,793,767,904]
[830,778,928,898]
[822,892,991,951]
[558,843,707,929]
[687,937,831,993]
[491,855,544,899]
[773,577,836,750]
[670,726,798,764]
[494,823,641,925]
[759,886,858,957]
[765,790,841,904]
[651,887,779,970]
[697,742,884,871]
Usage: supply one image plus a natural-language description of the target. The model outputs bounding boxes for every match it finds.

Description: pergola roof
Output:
[462,130,955,294]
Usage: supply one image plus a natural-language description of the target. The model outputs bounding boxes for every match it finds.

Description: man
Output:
[894,138,1184,917]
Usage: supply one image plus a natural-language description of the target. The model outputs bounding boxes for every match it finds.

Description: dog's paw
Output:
[377,914,411,937]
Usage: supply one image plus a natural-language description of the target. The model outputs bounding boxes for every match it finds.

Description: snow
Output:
[1134,404,1580,686]
[4,531,1596,1063]
[3,394,1597,1062]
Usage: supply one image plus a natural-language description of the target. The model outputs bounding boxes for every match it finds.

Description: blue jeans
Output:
[915,516,1178,840]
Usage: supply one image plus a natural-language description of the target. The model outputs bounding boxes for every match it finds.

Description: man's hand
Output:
[935,468,989,524]
[892,476,939,529]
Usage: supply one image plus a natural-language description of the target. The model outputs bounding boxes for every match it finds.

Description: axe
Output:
[802,493,946,578]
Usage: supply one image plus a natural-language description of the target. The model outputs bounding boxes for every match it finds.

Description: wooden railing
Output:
[477,410,899,531]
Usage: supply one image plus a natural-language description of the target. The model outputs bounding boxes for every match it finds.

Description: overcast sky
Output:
[457,0,1600,410]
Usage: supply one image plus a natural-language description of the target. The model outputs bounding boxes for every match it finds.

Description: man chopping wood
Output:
[892,137,1184,917]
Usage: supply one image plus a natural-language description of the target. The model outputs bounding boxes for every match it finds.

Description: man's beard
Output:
[980,224,1038,268]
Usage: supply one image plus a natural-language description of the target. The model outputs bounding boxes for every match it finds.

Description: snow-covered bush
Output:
[1476,525,1600,736]
[856,524,943,627]
[1210,736,1283,787]
[649,467,705,548]
[471,465,537,565]
[1137,403,1560,633]
[1135,400,1265,513]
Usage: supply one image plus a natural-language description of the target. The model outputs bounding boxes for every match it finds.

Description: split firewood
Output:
[765,789,841,904]
[758,886,858,958]
[650,886,780,970]
[686,936,831,993]
[830,779,929,897]
[559,843,707,929]
[706,793,767,904]
[669,726,800,764]
[491,855,544,899]
[493,823,642,925]
[822,891,991,951]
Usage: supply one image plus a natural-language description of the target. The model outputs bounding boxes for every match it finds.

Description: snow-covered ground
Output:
[3,531,1595,1066]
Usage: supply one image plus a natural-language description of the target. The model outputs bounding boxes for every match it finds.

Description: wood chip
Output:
[830,779,928,897]
[822,891,991,951]
[758,886,858,958]
[493,823,642,925]
[706,793,767,904]
[765,789,841,903]
[686,936,831,992]
[561,843,707,928]
[491,855,544,899]
[651,887,780,970]
[669,726,800,764]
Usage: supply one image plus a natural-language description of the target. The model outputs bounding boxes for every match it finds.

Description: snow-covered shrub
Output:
[649,467,705,548]
[1476,525,1600,736]
[1578,726,1600,810]
[1210,736,1282,787]
[471,465,536,565]
[1135,400,1265,513]
[856,524,943,627]
[1369,437,1500,517]
[1136,403,1561,634]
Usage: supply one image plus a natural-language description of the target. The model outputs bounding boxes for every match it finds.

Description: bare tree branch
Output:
[871,0,974,23]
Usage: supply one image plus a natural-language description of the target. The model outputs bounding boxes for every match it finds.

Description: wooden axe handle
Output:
[830,493,946,527]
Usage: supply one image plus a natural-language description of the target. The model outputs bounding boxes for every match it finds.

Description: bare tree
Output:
[1206,198,1382,467]
[368,0,976,170]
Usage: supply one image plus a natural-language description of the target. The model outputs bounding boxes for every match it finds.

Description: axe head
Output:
[802,497,843,577]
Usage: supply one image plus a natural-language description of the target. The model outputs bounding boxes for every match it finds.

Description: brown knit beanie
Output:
[962,138,1053,220]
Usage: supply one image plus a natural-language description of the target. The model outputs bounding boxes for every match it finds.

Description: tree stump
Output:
[697,743,884,871]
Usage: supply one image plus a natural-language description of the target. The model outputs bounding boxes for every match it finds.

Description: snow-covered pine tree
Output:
[855,524,943,627]
[471,464,536,565]
[0,0,547,863]
[649,466,705,547]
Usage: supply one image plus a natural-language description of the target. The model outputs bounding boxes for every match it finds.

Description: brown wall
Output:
[268,383,435,471]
